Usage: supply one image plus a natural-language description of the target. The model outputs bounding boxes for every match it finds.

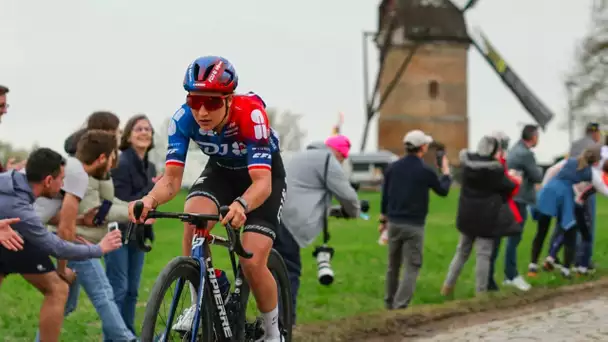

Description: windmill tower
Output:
[375,0,470,161]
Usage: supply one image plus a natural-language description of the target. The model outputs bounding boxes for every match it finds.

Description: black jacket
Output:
[456,151,520,238]
[112,148,157,239]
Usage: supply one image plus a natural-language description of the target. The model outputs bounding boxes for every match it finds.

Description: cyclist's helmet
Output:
[183,56,238,94]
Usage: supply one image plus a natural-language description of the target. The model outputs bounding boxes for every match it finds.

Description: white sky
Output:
[0,0,594,163]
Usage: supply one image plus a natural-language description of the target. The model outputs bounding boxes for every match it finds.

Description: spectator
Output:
[441,135,521,296]
[490,124,542,291]
[537,145,605,277]
[64,111,121,157]
[273,134,359,324]
[569,122,601,272]
[380,130,451,310]
[0,85,26,171]
[0,148,122,342]
[33,131,136,342]
[105,114,159,335]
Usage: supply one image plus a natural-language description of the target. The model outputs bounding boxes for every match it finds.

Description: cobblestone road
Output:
[415,297,608,342]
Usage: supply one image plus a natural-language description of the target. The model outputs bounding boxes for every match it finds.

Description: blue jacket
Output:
[381,155,451,226]
[536,158,591,229]
[0,171,102,259]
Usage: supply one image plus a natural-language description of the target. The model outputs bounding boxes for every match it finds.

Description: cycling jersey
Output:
[166,93,280,172]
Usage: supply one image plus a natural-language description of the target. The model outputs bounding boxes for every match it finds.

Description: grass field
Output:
[1,190,607,341]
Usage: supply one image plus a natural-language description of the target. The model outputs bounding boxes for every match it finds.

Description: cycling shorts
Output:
[186,152,286,241]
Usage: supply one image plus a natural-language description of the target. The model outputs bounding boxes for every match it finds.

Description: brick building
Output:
[376,0,469,164]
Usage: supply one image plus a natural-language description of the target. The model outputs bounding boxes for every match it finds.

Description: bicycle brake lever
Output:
[134,201,144,221]
[219,206,253,259]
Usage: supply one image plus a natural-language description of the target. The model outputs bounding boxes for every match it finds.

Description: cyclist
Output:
[128,56,286,342]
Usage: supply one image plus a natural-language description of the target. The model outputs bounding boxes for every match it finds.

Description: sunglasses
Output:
[186,94,227,111]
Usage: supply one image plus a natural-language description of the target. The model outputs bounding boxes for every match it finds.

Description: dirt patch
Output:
[293,277,608,342]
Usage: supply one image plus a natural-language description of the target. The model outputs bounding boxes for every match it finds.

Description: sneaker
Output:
[172,305,196,332]
[503,276,531,291]
[560,266,572,279]
[527,263,539,277]
[543,256,557,271]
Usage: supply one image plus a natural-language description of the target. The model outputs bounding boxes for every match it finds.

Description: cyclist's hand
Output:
[128,196,155,223]
[221,201,247,228]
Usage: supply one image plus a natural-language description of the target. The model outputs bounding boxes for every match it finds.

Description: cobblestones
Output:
[415,297,608,342]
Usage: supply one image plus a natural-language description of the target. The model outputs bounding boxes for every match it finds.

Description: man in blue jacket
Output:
[380,130,452,310]
[0,148,123,342]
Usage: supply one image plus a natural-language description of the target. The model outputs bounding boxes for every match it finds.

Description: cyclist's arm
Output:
[145,165,184,206]
[146,110,189,207]
[242,167,272,211]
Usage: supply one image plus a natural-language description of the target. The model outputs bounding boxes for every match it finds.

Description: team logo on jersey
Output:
[173,107,186,121]
[250,109,269,140]
[225,123,239,137]
[199,128,215,136]
[232,142,247,155]
[168,120,177,136]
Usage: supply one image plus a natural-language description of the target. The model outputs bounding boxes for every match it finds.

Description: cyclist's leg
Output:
[240,176,286,339]
[183,167,234,255]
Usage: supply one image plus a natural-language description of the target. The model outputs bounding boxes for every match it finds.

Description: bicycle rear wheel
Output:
[237,249,293,341]
[141,256,214,342]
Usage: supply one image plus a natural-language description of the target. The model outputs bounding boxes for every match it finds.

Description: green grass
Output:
[1,190,607,341]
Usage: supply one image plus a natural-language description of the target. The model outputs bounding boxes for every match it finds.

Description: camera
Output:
[312,245,335,286]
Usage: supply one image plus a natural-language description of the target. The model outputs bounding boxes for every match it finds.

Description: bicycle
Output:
[133,201,293,342]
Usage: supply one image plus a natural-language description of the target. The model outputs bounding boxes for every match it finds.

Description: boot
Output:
[440,285,453,296]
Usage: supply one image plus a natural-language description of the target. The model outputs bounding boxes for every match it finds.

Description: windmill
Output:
[361,0,555,158]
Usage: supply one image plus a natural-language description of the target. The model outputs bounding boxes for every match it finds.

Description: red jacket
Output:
[500,156,523,223]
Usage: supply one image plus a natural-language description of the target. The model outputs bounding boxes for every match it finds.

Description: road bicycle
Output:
[132,201,293,342]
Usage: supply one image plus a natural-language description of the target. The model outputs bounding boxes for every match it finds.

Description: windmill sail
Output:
[471,28,555,129]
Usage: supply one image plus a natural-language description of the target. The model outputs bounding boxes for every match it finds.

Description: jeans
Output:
[272,224,301,324]
[490,201,528,282]
[576,194,596,266]
[104,242,146,335]
[35,258,135,342]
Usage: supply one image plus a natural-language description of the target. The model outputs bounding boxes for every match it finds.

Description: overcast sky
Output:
[0,0,594,163]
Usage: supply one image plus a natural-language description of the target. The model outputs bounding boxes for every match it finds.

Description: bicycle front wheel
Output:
[141,256,214,342]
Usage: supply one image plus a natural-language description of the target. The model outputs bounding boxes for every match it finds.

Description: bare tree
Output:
[266,108,306,151]
[564,2,608,137]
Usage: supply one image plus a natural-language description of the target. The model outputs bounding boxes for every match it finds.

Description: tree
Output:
[266,108,306,151]
[564,2,608,136]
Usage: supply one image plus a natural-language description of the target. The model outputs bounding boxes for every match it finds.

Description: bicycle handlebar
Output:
[132,201,253,259]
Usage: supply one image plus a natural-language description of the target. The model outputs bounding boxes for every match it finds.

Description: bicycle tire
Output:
[141,256,214,342]
[237,249,293,341]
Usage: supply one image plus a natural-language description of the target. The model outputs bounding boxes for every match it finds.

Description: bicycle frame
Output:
[163,231,247,342]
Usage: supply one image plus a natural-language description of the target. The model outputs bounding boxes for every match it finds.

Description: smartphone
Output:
[435,149,446,169]
[93,200,113,226]
[107,221,119,233]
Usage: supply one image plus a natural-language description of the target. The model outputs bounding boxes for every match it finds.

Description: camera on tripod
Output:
[313,199,370,286]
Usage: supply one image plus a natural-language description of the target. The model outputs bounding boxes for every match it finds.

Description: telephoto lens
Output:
[312,245,335,285]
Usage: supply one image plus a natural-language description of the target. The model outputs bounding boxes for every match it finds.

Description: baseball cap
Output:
[586,122,600,133]
[403,130,433,147]
[325,134,352,159]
